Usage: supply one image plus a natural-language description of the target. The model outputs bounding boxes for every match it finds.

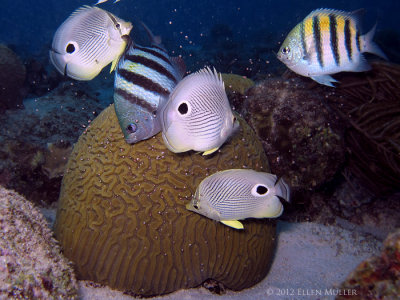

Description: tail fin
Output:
[362,24,388,60]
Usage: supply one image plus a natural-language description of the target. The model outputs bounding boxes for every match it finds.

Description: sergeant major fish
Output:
[114,28,185,144]
[277,8,388,87]
[186,169,290,229]
[161,67,239,155]
[50,5,132,80]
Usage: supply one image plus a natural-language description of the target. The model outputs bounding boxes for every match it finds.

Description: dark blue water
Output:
[1,0,398,71]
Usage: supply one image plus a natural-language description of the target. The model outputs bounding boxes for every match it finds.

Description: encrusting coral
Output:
[55,104,276,296]
[337,228,400,299]
[0,186,78,299]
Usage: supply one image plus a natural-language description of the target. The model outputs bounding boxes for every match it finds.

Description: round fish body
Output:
[161,67,239,155]
[50,5,132,80]
[186,169,291,229]
[277,8,387,87]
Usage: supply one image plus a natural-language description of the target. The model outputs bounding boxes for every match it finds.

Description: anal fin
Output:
[310,75,338,87]
[202,147,219,156]
[221,220,244,229]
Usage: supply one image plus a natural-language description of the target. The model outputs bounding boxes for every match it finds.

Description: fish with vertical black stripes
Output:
[160,67,239,155]
[114,27,185,144]
[277,8,388,87]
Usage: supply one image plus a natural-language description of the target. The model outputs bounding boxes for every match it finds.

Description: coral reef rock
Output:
[0,82,109,205]
[0,186,78,299]
[338,228,400,299]
[0,44,26,111]
[240,77,345,190]
[42,142,73,179]
[54,104,275,296]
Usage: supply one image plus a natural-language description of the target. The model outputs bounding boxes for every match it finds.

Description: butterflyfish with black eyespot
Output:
[161,67,239,155]
[50,5,132,80]
[186,169,291,229]
[277,8,388,87]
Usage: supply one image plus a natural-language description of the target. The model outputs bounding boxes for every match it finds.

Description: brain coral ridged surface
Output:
[54,105,275,296]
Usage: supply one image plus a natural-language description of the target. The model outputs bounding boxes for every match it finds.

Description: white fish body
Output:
[277,8,388,87]
[95,0,121,5]
[50,6,132,80]
[161,67,239,155]
[186,169,291,229]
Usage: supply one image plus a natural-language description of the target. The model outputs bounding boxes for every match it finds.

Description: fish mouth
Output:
[161,131,179,153]
[125,134,139,144]
[49,49,67,77]
[272,204,284,218]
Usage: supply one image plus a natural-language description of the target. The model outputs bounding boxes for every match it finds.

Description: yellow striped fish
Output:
[277,8,388,87]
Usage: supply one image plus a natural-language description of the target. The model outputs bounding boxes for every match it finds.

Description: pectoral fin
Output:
[221,220,244,229]
[202,147,219,156]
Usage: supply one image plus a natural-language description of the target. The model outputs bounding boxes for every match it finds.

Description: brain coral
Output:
[54,105,275,296]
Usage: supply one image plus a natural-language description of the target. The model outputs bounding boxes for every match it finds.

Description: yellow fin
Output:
[110,56,119,73]
[202,147,219,156]
[220,220,244,230]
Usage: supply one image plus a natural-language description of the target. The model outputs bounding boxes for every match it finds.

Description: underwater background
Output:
[1,0,400,69]
[0,0,400,299]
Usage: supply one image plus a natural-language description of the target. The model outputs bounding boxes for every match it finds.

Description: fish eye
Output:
[281,47,290,54]
[251,184,269,196]
[66,43,76,54]
[178,102,189,115]
[256,185,268,195]
[115,23,121,29]
[193,204,199,209]
[126,123,137,133]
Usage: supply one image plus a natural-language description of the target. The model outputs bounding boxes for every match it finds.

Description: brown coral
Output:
[54,104,275,296]
[0,186,78,299]
[222,73,255,95]
[0,44,26,111]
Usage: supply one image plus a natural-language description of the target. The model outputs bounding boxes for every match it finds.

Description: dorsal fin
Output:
[170,56,186,80]
[305,8,365,28]
[140,21,164,48]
